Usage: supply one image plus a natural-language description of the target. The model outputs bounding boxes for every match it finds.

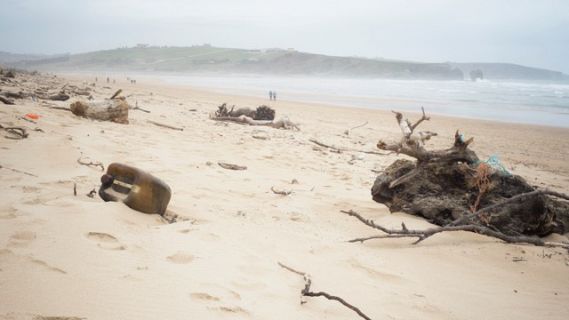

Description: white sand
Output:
[1,74,568,320]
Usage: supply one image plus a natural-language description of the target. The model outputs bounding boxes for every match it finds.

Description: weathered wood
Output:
[342,209,569,250]
[211,114,299,130]
[215,103,275,120]
[309,139,389,156]
[110,89,122,99]
[48,92,70,101]
[0,124,28,139]
[147,120,183,131]
[218,162,247,170]
[278,262,372,320]
[0,96,15,105]
[70,99,129,124]
[371,108,569,237]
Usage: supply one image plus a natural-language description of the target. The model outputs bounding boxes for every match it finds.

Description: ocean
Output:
[160,75,569,128]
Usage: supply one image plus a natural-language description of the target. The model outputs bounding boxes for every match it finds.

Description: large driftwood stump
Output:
[215,103,275,120]
[211,103,299,130]
[70,98,129,124]
[372,108,569,236]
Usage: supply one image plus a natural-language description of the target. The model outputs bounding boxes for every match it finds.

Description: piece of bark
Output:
[218,162,247,170]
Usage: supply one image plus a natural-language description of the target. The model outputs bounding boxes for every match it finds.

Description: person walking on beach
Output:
[269,91,273,100]
[273,91,277,101]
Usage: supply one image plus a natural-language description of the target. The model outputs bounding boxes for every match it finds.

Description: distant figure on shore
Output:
[269,91,273,100]
[106,77,109,83]
[273,91,277,101]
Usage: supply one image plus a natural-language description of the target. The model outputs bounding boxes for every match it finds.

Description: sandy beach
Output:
[1,73,568,320]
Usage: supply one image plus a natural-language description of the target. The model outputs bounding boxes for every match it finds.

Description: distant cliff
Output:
[452,63,567,81]
[4,46,567,81]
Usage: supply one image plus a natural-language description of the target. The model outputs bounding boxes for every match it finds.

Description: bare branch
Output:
[131,106,150,113]
[47,106,71,111]
[218,162,247,171]
[409,106,430,132]
[147,120,183,131]
[377,129,478,164]
[278,262,373,320]
[341,209,569,249]
[0,164,38,177]
[310,139,390,156]
[110,89,122,99]
[271,186,292,196]
[344,121,368,135]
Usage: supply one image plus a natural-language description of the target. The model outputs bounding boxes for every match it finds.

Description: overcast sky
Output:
[1,0,568,73]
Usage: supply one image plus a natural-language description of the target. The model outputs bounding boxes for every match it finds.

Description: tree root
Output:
[341,209,569,250]
[278,262,372,320]
[449,189,569,227]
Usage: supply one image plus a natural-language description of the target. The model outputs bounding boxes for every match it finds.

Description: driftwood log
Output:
[70,98,129,124]
[371,108,569,237]
[211,114,299,130]
[215,103,275,120]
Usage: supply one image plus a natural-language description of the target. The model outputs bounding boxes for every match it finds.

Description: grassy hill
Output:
[6,45,567,81]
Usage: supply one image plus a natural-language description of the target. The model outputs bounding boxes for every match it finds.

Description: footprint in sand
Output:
[348,258,404,283]
[8,231,36,248]
[86,232,126,250]
[217,306,249,315]
[0,249,66,275]
[166,252,195,264]
[191,290,248,316]
[22,186,41,193]
[190,292,221,302]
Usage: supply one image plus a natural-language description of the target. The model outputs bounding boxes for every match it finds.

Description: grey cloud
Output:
[1,0,568,73]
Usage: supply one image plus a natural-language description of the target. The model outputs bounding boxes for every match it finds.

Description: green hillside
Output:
[7,45,567,81]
